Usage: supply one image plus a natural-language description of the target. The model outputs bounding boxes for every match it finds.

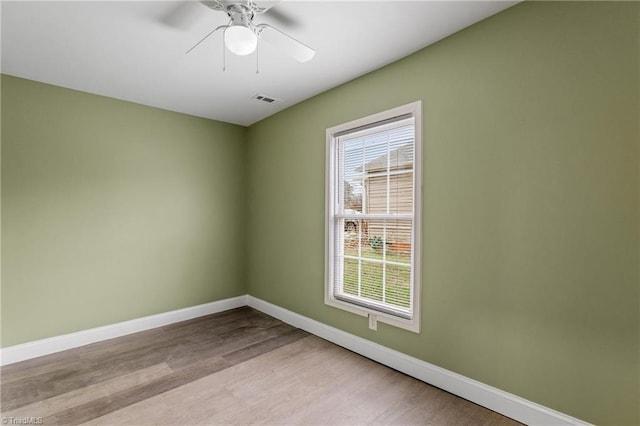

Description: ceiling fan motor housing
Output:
[228,11,254,28]
[202,1,264,25]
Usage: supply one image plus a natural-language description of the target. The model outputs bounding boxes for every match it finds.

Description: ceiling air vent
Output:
[252,94,279,104]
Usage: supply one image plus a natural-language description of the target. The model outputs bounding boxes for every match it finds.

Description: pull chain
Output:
[222,35,226,72]
[255,43,259,75]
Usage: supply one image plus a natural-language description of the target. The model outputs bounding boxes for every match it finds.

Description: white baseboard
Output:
[247,296,590,426]
[0,295,248,366]
[1,293,589,426]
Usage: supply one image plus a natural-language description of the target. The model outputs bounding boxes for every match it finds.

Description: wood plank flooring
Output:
[1,307,520,425]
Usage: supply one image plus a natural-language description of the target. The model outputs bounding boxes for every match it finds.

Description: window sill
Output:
[324,295,420,333]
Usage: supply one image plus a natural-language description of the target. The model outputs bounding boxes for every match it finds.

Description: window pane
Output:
[362,136,387,214]
[343,138,364,213]
[343,218,363,257]
[364,219,385,252]
[343,257,359,297]
[386,219,412,263]
[365,176,387,214]
[389,172,413,214]
[388,127,414,168]
[385,264,411,308]
[360,260,383,302]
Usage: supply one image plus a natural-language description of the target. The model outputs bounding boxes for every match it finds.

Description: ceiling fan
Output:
[182,0,315,64]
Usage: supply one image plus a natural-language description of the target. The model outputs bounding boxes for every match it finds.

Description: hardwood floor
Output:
[1,307,520,425]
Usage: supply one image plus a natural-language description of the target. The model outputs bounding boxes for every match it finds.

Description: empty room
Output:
[1,1,638,425]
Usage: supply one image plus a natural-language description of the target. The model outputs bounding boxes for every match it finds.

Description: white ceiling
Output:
[1,1,517,126]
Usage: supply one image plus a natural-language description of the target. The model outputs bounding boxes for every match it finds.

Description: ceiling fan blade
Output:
[264,7,299,29]
[252,0,299,28]
[161,1,205,30]
[186,25,228,54]
[200,1,226,13]
[256,24,315,63]
[252,1,280,14]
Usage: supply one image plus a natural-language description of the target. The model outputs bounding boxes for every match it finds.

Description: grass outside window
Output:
[342,245,411,308]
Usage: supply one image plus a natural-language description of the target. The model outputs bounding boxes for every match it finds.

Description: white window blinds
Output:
[332,117,416,319]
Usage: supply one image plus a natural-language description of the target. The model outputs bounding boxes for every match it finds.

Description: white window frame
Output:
[325,101,422,333]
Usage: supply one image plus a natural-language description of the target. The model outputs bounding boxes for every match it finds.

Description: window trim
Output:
[324,101,422,333]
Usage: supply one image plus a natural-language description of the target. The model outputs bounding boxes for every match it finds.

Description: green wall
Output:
[246,2,639,425]
[2,2,639,425]
[1,75,247,346]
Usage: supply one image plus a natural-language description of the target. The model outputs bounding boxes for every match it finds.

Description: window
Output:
[325,101,422,332]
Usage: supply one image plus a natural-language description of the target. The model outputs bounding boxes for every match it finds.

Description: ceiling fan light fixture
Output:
[224,25,257,56]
